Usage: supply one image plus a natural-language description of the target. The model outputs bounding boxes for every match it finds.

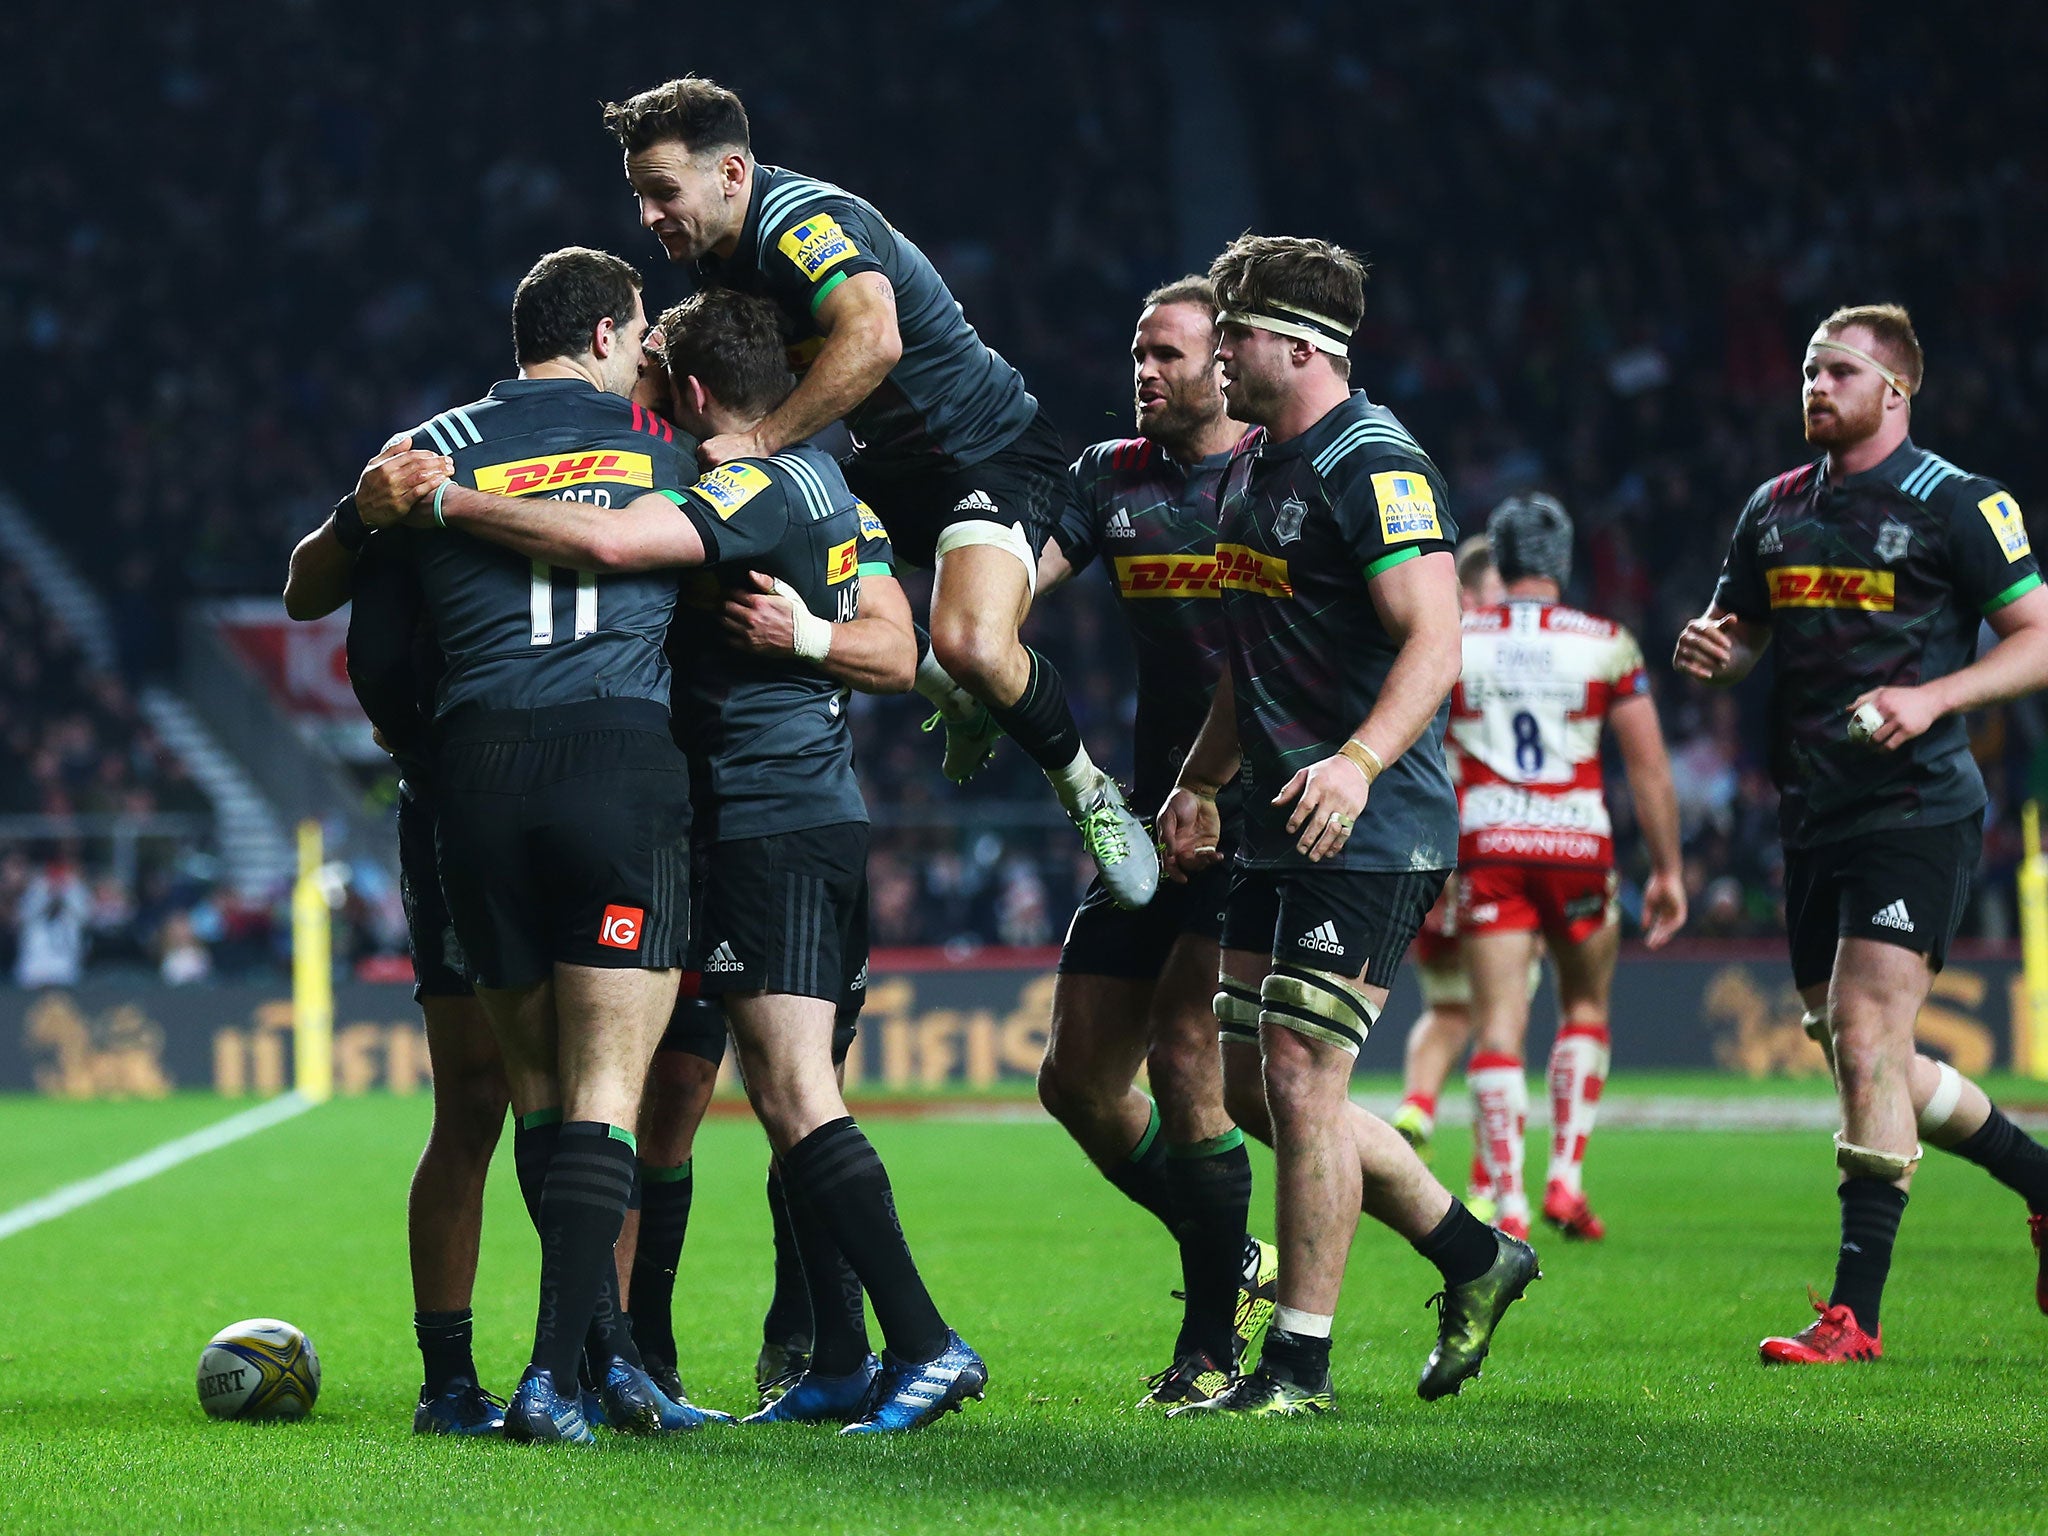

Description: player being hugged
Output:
[352,248,715,1442]
[1676,303,2048,1362]
[1450,493,1686,1244]
[1158,235,1538,1417]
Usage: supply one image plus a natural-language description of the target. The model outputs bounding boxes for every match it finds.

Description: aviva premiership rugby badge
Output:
[1274,496,1308,545]
[1371,471,1442,542]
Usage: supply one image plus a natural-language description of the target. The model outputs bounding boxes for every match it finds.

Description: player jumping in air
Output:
[1676,303,2048,1362]
[1032,277,1277,1408]
[1450,493,1686,1243]
[1160,236,1537,1415]
[601,76,1157,910]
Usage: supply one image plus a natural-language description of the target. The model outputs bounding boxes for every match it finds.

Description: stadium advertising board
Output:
[0,951,2035,1098]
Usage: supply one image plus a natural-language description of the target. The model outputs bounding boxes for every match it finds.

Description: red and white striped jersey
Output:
[1447,600,1649,868]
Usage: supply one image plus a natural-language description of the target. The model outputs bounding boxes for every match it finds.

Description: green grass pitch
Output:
[0,1090,2041,1534]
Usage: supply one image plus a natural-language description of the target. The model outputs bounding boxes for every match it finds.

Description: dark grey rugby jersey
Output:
[694,165,1036,469]
[405,378,694,716]
[659,443,894,841]
[1713,438,2040,848]
[1214,391,1461,874]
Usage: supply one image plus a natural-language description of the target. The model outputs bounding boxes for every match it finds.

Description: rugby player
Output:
[1391,536,1507,1196]
[1032,277,1276,1408]
[1452,493,1687,1243]
[1159,236,1538,1415]
[353,246,709,1443]
[601,76,1157,909]
[1676,303,2048,1362]
[283,451,510,1436]
[389,289,988,1432]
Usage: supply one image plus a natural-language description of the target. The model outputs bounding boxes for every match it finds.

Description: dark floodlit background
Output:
[3,0,2045,981]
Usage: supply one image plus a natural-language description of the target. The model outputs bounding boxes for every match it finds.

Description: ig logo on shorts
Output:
[599,904,645,950]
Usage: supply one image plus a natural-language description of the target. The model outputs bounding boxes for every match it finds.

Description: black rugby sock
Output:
[1105,1103,1178,1235]
[781,1117,949,1365]
[786,1173,872,1376]
[414,1308,477,1396]
[512,1111,561,1227]
[1830,1178,1908,1335]
[531,1123,639,1386]
[762,1165,815,1350]
[1164,1130,1254,1362]
[1413,1198,1500,1289]
[1259,1327,1331,1388]
[628,1160,694,1366]
[985,648,1084,776]
[1949,1106,2048,1214]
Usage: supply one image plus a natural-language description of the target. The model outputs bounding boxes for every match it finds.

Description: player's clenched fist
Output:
[1155,785,1222,885]
[1672,612,1740,682]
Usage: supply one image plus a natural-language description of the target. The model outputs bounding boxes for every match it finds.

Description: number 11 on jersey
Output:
[530,561,598,646]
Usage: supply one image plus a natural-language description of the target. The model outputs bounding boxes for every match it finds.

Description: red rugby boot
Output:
[1541,1182,1606,1242]
[1758,1291,1881,1365]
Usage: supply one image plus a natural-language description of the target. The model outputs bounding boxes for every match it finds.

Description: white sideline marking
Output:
[0,1092,315,1243]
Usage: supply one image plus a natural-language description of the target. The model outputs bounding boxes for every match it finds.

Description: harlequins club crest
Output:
[1274,496,1308,545]
[1875,518,1911,565]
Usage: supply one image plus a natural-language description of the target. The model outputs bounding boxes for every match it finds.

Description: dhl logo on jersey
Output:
[1214,543,1293,597]
[777,215,860,282]
[1371,470,1442,543]
[473,451,654,497]
[826,538,859,585]
[1112,554,1221,598]
[1766,565,1896,611]
[1979,491,2031,564]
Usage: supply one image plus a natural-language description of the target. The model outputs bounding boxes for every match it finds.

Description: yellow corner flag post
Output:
[2017,801,2048,1080]
[292,819,334,1103]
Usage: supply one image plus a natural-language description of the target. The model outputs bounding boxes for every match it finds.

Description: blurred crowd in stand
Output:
[3,1,2043,976]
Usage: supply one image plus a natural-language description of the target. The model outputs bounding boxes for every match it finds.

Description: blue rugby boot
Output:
[600,1357,735,1432]
[502,1367,595,1445]
[412,1377,506,1436]
[742,1356,881,1425]
[839,1332,987,1435]
[579,1387,608,1430]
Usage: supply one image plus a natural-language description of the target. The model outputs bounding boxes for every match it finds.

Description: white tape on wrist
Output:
[768,576,833,663]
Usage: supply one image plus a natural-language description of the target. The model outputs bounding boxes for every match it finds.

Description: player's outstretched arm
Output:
[1852,585,2048,750]
[699,273,901,466]
[1608,693,1688,947]
[721,570,917,693]
[1673,606,1769,685]
[433,484,708,573]
[1158,667,1240,882]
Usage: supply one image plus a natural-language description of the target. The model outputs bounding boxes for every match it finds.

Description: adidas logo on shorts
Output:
[951,489,1000,518]
[703,940,745,973]
[1106,508,1136,539]
[1297,921,1346,957]
[1871,900,1915,933]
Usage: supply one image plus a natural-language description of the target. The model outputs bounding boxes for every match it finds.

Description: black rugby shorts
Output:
[435,700,691,990]
[1220,864,1449,989]
[1783,812,1981,990]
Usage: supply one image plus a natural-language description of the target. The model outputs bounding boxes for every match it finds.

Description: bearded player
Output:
[1452,493,1687,1243]
[1033,277,1276,1408]
[1677,303,2048,1362]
